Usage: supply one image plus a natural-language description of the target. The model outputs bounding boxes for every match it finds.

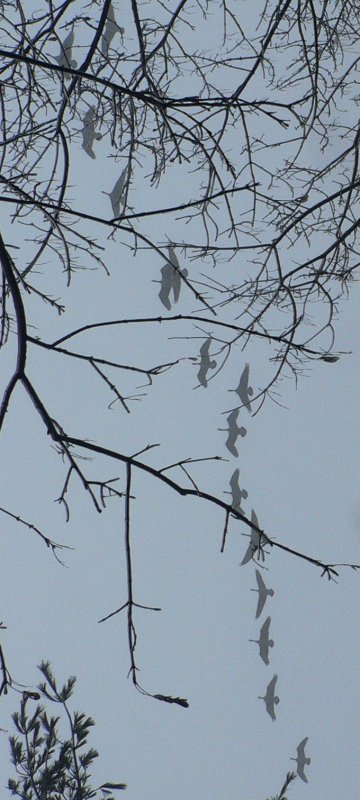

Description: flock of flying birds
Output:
[194,329,311,781]
[157,253,311,781]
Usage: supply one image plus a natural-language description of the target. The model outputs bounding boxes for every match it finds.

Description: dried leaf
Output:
[153,693,189,708]
[321,354,339,363]
[99,782,127,791]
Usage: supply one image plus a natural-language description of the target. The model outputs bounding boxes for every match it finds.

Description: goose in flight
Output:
[240,510,264,566]
[103,167,128,216]
[81,107,101,159]
[251,569,274,618]
[219,409,247,456]
[100,3,125,57]
[291,737,310,783]
[158,248,188,310]
[229,363,253,412]
[56,29,77,69]
[197,338,217,387]
[249,616,274,665]
[258,674,279,721]
[228,468,248,515]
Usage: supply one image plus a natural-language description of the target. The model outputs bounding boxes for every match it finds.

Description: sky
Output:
[0,2,359,799]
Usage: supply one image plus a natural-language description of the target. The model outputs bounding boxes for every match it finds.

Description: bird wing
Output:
[267,674,277,696]
[225,434,238,457]
[259,674,277,719]
[167,247,182,302]
[241,545,253,565]
[158,265,173,309]
[264,675,277,720]
[230,468,240,485]
[255,595,265,618]
[261,616,271,638]
[241,510,260,565]
[167,246,180,269]
[297,737,308,753]
[57,30,77,68]
[229,475,241,510]
[256,569,266,592]
[81,112,96,156]
[250,510,261,547]
[200,339,211,357]
[82,142,96,159]
[296,764,308,783]
[110,168,127,215]
[266,700,276,720]
[255,570,266,617]
[101,4,118,55]
[238,363,252,408]
[197,365,207,387]
[259,617,271,663]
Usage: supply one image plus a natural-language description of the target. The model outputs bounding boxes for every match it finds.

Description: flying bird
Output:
[197,338,217,387]
[258,674,279,721]
[103,168,128,216]
[56,29,77,69]
[157,248,188,310]
[249,616,274,665]
[158,263,174,310]
[166,247,183,302]
[229,363,253,412]
[100,3,125,57]
[251,569,274,618]
[219,409,247,456]
[240,510,264,566]
[227,468,248,515]
[291,737,310,783]
[81,107,101,159]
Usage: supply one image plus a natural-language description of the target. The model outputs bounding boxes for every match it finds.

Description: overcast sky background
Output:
[1,2,359,799]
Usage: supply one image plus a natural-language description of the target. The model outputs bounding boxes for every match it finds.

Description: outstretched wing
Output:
[255,569,267,617]
[267,674,277,697]
[297,764,308,783]
[158,264,173,310]
[109,168,127,216]
[297,737,308,758]
[266,674,278,720]
[238,363,252,410]
[259,616,272,664]
[241,510,260,566]
[167,247,182,302]
[250,510,261,548]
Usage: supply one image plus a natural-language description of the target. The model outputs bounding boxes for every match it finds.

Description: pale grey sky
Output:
[1,3,359,799]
